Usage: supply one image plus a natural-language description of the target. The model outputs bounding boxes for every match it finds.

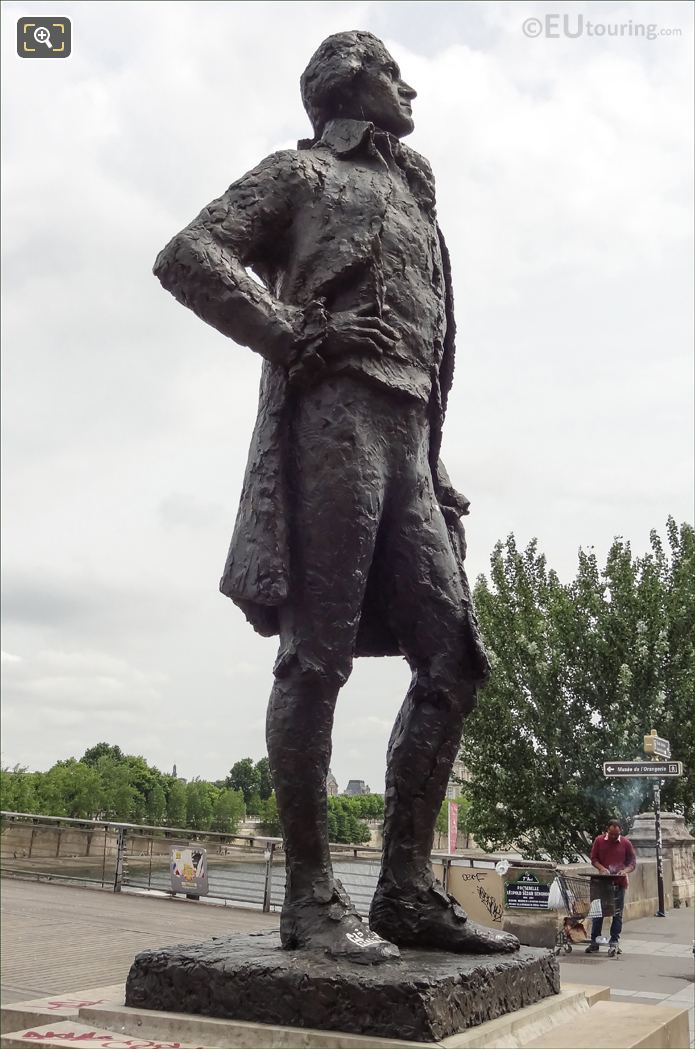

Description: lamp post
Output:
[644,729,670,918]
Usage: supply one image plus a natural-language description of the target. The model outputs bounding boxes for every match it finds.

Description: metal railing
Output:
[0,811,287,909]
[0,811,399,912]
[0,811,514,912]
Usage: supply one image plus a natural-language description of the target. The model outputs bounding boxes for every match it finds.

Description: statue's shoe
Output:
[281,881,401,965]
[369,883,520,954]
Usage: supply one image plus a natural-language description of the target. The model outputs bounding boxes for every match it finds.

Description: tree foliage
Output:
[256,792,378,844]
[464,520,693,861]
[80,742,124,767]
[327,796,373,844]
[258,792,282,836]
[226,758,261,806]
[1,747,245,836]
[435,795,472,839]
[255,757,274,801]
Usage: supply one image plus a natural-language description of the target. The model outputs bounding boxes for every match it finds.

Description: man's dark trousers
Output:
[591,885,626,944]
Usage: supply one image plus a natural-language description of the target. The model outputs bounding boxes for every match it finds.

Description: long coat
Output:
[154,118,489,680]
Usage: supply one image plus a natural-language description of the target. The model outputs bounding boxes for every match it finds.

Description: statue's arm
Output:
[153,151,319,366]
[434,460,470,518]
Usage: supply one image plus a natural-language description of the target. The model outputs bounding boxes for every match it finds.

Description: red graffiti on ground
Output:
[45,1001,109,1011]
[21,1032,202,1048]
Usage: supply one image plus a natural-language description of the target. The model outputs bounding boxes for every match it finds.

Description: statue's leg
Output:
[371,671,516,952]
[266,377,399,963]
[368,436,518,954]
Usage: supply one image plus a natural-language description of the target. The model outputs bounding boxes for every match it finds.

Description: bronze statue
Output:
[154,30,519,964]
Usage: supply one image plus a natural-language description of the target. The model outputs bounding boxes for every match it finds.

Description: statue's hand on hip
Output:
[323,305,400,359]
[288,305,401,387]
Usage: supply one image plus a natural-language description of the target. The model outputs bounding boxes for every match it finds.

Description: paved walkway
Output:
[0,878,278,1004]
[2,878,693,1043]
[559,906,695,1046]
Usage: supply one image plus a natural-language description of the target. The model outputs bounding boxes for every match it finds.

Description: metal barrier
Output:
[0,811,389,912]
[1,811,508,912]
[0,813,119,889]
[0,811,288,909]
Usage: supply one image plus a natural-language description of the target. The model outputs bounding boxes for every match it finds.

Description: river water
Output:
[124,855,382,911]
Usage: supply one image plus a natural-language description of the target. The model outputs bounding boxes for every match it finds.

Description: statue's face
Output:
[349,46,416,137]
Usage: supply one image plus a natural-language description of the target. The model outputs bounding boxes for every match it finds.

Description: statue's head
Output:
[301,31,416,139]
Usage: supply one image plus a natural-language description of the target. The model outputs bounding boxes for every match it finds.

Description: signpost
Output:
[603,731,682,919]
[602,761,682,777]
[644,730,671,759]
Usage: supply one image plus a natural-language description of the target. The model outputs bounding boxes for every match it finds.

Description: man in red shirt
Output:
[586,819,637,956]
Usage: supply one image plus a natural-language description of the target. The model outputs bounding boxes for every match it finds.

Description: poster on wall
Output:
[170,846,209,895]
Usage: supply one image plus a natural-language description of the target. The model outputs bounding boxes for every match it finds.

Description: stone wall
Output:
[432,862,506,928]
[1,823,119,859]
[628,811,694,909]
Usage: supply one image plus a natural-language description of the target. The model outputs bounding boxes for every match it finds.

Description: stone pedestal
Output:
[502,911,563,950]
[125,931,560,1043]
[630,811,694,908]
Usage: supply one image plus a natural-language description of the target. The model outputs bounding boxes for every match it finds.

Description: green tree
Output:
[80,742,124,767]
[348,814,371,844]
[97,757,137,821]
[121,756,164,823]
[327,797,371,844]
[145,783,167,826]
[226,758,261,806]
[350,793,384,820]
[165,776,187,827]
[211,789,245,834]
[0,765,39,813]
[464,522,694,861]
[258,792,282,836]
[37,760,102,819]
[255,757,273,801]
[246,791,262,816]
[186,779,214,831]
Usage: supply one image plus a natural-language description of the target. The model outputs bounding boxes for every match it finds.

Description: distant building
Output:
[445,758,472,800]
[344,779,371,796]
[326,769,339,796]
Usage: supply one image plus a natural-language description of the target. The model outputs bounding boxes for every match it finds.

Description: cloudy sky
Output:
[2,0,692,790]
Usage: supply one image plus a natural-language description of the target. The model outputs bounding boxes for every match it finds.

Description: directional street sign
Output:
[644,732,671,759]
[603,761,683,777]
